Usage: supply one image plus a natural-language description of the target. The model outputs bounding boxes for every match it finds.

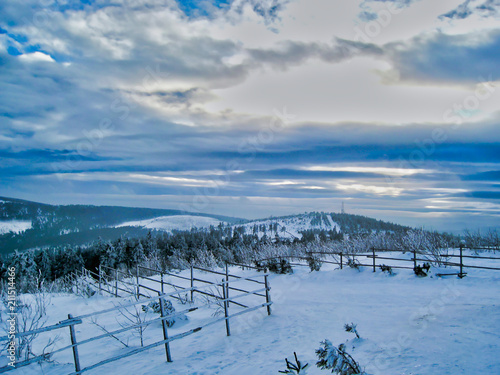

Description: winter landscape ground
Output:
[3,250,499,375]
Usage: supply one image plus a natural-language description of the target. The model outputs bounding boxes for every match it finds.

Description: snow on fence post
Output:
[372,247,376,272]
[159,297,173,362]
[98,265,102,295]
[114,269,118,297]
[264,274,272,316]
[136,265,140,299]
[225,263,229,310]
[160,272,164,294]
[459,244,464,278]
[340,252,343,269]
[190,266,194,302]
[68,314,82,372]
[222,279,231,336]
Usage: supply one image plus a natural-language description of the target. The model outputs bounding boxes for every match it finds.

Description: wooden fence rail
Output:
[306,245,500,277]
[0,264,272,374]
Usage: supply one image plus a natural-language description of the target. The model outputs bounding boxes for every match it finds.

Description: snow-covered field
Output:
[4,252,500,374]
[0,220,31,235]
[115,215,224,232]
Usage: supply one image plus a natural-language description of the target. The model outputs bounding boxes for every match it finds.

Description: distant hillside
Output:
[0,197,411,255]
[232,211,409,240]
[0,197,242,254]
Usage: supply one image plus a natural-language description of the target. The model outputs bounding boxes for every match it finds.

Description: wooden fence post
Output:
[136,265,140,299]
[222,279,230,336]
[264,275,272,316]
[340,252,343,269]
[115,268,118,297]
[372,247,376,272]
[413,250,417,270]
[68,314,81,372]
[75,272,79,295]
[225,263,229,310]
[161,272,164,294]
[98,265,102,295]
[159,297,173,362]
[190,266,194,302]
[459,244,464,278]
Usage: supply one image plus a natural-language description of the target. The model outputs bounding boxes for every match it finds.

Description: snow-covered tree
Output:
[316,340,362,375]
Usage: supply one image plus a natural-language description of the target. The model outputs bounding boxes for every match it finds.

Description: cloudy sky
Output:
[1,0,499,232]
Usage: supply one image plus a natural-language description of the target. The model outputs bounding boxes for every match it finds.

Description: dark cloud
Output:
[461,170,500,181]
[461,191,500,199]
[247,38,383,70]
[387,29,500,83]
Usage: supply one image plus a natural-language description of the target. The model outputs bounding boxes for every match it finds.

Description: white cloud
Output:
[335,183,404,196]
[18,51,55,63]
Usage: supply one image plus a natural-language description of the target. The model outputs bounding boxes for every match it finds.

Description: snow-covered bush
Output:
[142,298,176,327]
[254,258,293,274]
[413,263,430,277]
[269,258,293,274]
[346,258,360,271]
[379,264,393,275]
[315,340,363,374]
[306,254,322,272]
[279,352,309,374]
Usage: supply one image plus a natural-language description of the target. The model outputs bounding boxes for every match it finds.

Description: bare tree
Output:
[2,292,53,361]
[116,300,152,347]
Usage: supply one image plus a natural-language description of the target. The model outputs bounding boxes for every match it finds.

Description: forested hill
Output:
[0,197,411,255]
[236,211,410,240]
[0,197,242,254]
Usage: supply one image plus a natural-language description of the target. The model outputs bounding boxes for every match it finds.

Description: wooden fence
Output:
[300,245,500,277]
[0,265,272,374]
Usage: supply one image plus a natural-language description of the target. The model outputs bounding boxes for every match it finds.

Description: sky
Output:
[1,0,499,232]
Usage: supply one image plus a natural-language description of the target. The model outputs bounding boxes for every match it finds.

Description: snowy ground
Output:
[0,220,31,235]
[4,251,500,374]
[115,215,224,232]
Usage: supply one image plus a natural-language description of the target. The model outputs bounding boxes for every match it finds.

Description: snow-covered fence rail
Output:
[308,245,500,277]
[0,266,272,374]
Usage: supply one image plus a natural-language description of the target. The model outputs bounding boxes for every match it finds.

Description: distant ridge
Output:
[0,196,243,254]
[0,197,410,254]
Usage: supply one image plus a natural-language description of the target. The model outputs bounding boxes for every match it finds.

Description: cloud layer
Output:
[1,0,499,231]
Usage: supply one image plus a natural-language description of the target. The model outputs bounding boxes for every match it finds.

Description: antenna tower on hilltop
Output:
[341,201,345,214]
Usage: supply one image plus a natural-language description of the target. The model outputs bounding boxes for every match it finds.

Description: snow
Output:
[115,215,224,232]
[0,220,31,235]
[3,250,500,374]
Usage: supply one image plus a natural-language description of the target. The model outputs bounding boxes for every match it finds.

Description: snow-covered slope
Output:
[0,220,31,234]
[235,213,340,239]
[116,215,224,232]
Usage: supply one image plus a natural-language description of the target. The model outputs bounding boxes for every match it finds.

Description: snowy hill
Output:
[232,212,408,240]
[116,215,224,232]
[235,212,340,239]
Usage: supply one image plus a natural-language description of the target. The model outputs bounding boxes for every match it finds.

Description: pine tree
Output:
[279,352,309,374]
[316,340,362,375]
